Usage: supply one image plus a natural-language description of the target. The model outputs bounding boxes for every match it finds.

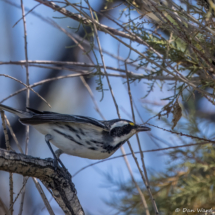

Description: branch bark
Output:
[0,149,84,215]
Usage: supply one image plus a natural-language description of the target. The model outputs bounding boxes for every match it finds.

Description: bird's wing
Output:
[20,112,106,129]
[26,107,44,114]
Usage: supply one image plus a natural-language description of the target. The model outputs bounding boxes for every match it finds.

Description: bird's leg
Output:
[54,149,71,176]
[45,134,67,171]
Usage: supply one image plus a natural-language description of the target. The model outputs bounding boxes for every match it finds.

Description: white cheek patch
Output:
[110,121,129,130]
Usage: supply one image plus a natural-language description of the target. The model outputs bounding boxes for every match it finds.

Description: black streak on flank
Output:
[53,129,83,146]
[86,141,91,145]
[76,134,81,140]
[79,128,85,135]
[90,140,103,145]
[103,141,125,154]
[65,125,78,133]
[57,124,64,129]
[88,147,97,151]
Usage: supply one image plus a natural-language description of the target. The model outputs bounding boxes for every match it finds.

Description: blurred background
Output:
[0,0,215,215]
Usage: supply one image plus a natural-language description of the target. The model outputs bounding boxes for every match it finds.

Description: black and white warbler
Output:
[0,104,151,169]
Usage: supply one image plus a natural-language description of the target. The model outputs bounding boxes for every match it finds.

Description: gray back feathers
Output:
[0,104,107,129]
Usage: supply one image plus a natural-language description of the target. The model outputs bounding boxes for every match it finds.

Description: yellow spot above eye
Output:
[129,122,135,126]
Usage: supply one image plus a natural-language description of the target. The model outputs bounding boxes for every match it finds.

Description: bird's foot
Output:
[45,157,58,170]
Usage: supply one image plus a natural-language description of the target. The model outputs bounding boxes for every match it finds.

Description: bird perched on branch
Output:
[0,104,150,170]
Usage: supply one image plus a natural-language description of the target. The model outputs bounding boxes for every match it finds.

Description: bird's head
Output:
[101,119,151,154]
[108,119,151,140]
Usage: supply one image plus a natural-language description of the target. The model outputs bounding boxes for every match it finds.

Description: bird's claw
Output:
[46,157,58,170]
[46,157,69,175]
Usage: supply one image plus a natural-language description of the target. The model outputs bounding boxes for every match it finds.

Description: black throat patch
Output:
[102,141,125,154]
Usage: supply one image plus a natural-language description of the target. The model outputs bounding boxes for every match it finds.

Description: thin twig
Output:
[0,61,203,83]
[20,0,30,155]
[0,197,10,215]
[125,63,151,215]
[83,0,120,117]
[17,2,54,214]
[0,72,92,104]
[1,111,10,150]
[73,140,211,177]
[13,3,40,27]
[4,115,23,153]
[8,177,29,212]
[0,74,51,107]
[121,145,150,215]
[146,123,215,143]
[56,21,106,120]
[1,111,13,215]
[47,18,146,70]
[127,65,159,214]
[19,1,30,212]
[33,178,55,215]
[9,173,13,215]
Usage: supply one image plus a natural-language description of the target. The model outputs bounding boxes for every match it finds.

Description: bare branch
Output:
[2,115,55,215]
[1,111,14,215]
[0,149,85,215]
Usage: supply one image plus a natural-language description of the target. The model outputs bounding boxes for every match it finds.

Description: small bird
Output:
[0,104,150,169]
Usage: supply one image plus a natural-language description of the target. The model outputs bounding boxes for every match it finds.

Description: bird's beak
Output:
[136,125,151,132]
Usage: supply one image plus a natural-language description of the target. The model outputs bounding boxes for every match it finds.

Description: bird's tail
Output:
[0,104,31,118]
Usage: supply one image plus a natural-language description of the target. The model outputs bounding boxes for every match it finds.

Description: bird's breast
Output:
[33,122,117,159]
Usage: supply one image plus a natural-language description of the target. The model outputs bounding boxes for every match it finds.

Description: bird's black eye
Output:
[110,124,133,137]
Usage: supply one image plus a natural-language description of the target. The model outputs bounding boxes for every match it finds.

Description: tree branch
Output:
[0,149,84,215]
